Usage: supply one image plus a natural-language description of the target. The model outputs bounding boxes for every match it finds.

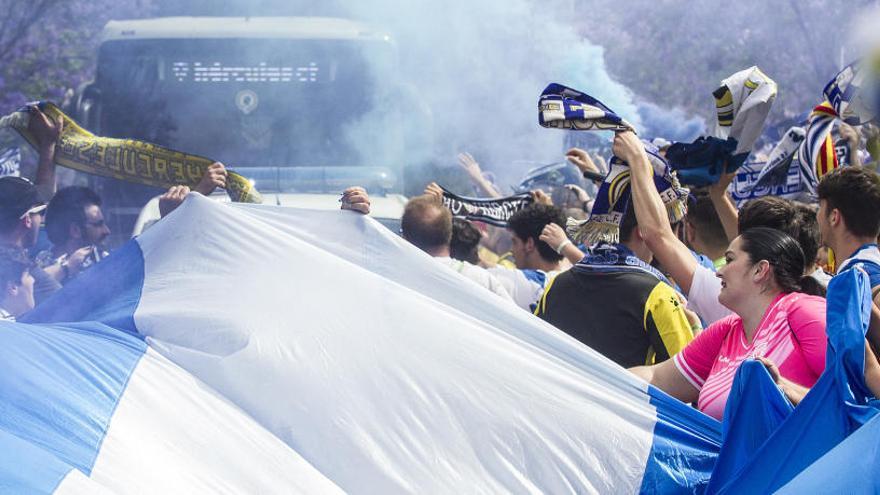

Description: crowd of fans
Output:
[387,127,880,421]
[4,94,880,425]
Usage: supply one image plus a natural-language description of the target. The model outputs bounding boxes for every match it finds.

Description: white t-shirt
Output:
[436,257,513,301]
[810,267,833,287]
[488,266,559,311]
[687,264,733,325]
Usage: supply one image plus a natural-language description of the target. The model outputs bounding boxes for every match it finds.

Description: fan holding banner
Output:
[0,102,262,204]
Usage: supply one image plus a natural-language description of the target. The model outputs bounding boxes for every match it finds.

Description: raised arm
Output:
[707,170,740,243]
[540,223,584,265]
[458,152,501,198]
[27,106,63,201]
[614,132,699,293]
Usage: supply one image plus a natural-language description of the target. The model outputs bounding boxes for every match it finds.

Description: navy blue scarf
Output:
[573,242,672,287]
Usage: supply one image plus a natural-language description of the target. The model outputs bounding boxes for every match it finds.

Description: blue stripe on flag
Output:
[0,429,79,493]
[0,320,146,476]
[22,240,146,335]
[640,386,721,493]
[0,240,148,484]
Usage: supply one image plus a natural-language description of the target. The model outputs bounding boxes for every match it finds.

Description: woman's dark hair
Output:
[450,218,481,264]
[738,227,826,297]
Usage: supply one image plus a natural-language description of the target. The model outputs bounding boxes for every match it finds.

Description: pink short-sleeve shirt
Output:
[673,292,827,420]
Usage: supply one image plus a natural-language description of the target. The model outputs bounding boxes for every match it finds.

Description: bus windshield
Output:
[96,38,393,168]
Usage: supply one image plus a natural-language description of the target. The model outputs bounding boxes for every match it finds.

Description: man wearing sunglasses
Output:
[0,176,61,304]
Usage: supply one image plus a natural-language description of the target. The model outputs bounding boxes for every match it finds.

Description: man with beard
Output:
[39,186,112,284]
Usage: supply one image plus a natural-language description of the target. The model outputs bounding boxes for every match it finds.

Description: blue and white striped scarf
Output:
[824,57,880,126]
[797,101,839,196]
[0,147,20,177]
[538,84,688,244]
[797,57,880,195]
[538,83,634,131]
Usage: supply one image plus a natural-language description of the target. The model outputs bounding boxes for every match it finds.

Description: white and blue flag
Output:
[3,194,721,493]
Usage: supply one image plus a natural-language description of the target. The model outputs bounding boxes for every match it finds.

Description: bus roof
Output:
[102,17,391,43]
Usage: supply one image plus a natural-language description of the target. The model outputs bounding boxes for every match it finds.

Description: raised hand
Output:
[341,186,371,214]
[27,106,63,151]
[159,185,191,218]
[530,189,553,206]
[457,152,483,181]
[195,162,228,196]
[565,147,600,175]
[424,182,444,201]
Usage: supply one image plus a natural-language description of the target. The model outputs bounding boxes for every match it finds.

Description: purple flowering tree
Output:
[0,0,154,112]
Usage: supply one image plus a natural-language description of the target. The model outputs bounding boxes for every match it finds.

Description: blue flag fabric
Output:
[776,412,880,494]
[706,267,880,494]
[705,361,793,492]
[823,57,880,126]
[665,136,742,187]
[4,194,722,493]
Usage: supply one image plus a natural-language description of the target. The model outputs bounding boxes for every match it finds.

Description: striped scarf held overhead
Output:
[0,102,262,203]
[824,57,880,126]
[538,84,688,244]
[799,57,880,194]
[538,83,634,131]
[798,101,839,195]
[667,67,777,186]
[712,66,778,156]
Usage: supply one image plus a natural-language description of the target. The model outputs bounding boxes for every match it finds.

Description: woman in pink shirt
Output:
[630,227,827,420]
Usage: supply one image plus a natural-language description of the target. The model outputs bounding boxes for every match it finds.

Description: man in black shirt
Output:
[536,205,694,367]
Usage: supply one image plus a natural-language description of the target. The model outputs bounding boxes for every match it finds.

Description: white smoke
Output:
[847,4,880,63]
[336,0,643,187]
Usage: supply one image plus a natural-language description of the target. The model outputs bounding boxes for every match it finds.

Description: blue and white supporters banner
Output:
[6,194,721,493]
[729,160,807,207]
[0,146,20,177]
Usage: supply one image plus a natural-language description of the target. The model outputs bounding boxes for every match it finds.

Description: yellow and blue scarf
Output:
[0,102,262,203]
